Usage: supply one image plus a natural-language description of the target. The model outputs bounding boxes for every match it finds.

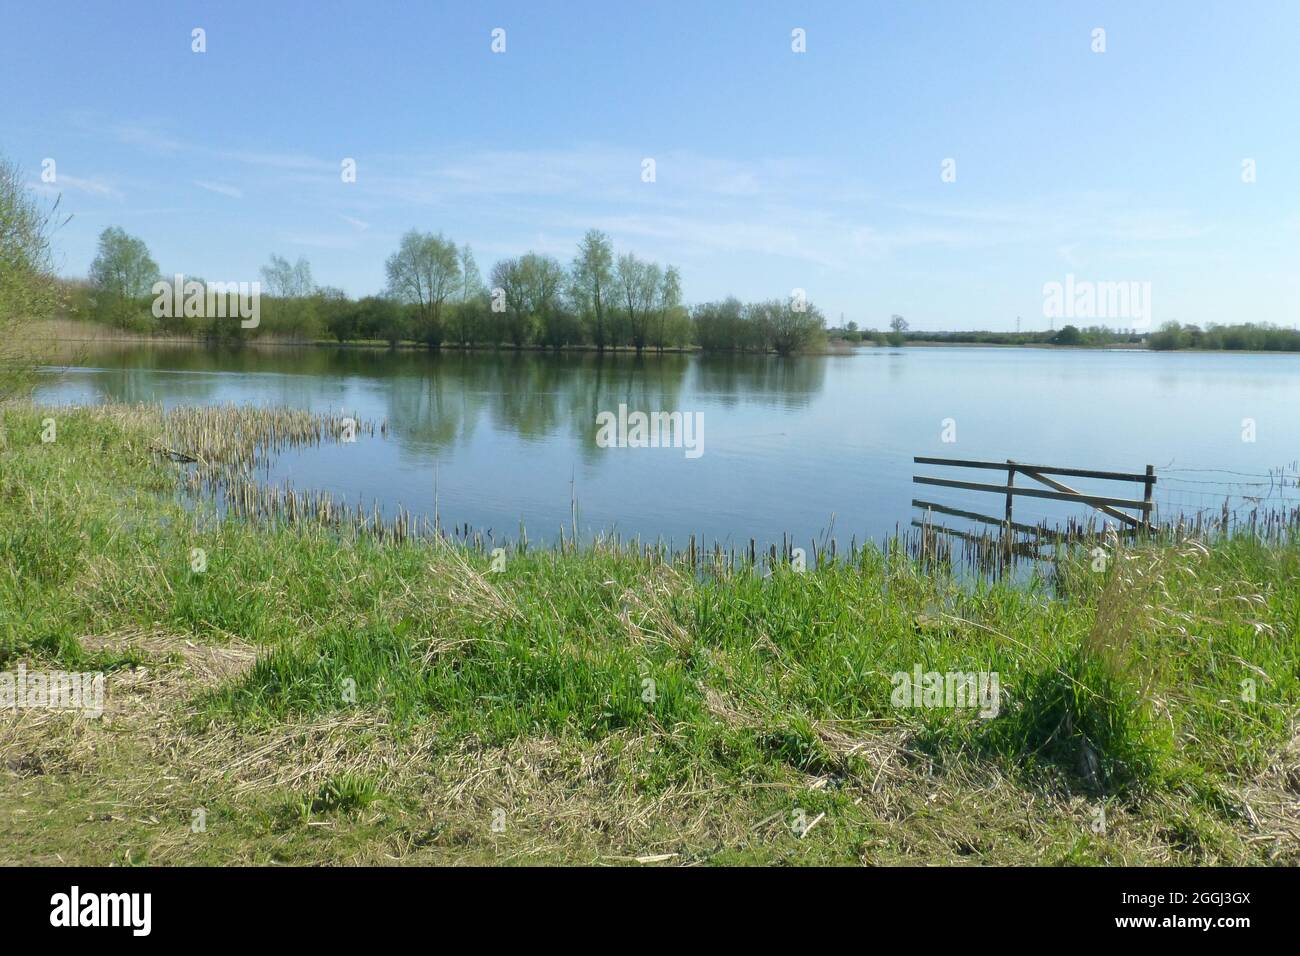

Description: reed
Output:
[147,399,1300,586]
[3,400,1298,866]
[37,401,1300,584]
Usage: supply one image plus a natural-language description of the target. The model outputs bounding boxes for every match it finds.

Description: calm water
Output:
[35,345,1300,549]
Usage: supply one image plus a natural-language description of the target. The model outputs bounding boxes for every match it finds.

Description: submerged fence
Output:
[911,456,1157,568]
[150,403,1299,580]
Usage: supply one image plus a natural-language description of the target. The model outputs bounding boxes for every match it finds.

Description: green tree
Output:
[490,257,532,347]
[385,230,460,348]
[570,229,615,350]
[259,254,319,340]
[1148,321,1186,351]
[357,296,406,346]
[316,286,357,342]
[887,314,909,347]
[88,226,159,330]
[649,266,685,352]
[452,244,484,346]
[520,253,574,349]
[1052,324,1083,346]
[692,297,746,351]
[0,156,62,398]
[616,253,660,354]
[762,299,827,355]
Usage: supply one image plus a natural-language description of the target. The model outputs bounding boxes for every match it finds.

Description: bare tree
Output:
[256,255,319,340]
[260,255,315,298]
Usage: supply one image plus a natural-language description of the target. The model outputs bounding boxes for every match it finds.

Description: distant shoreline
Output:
[30,319,1300,357]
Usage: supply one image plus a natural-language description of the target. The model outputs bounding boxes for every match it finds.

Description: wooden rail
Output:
[913,457,1152,484]
[912,457,1156,533]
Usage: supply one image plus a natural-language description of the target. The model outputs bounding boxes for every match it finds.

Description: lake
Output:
[35,344,1300,550]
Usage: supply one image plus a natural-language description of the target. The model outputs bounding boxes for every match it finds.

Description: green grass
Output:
[1,402,1297,865]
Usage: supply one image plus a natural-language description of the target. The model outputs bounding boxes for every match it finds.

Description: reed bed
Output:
[137,401,1300,585]
[3,400,1299,866]
[160,403,381,483]
[208,464,1300,589]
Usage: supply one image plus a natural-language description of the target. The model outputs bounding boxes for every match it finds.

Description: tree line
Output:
[1147,321,1300,352]
[827,322,1145,348]
[63,224,827,356]
[824,321,1300,351]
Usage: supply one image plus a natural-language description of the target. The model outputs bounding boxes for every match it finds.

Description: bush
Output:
[0,156,60,398]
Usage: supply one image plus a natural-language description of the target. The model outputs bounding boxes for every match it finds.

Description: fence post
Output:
[1004,461,1016,526]
[1142,464,1155,530]
[1003,460,1016,563]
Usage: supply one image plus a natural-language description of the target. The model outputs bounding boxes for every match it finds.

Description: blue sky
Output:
[3,0,1297,330]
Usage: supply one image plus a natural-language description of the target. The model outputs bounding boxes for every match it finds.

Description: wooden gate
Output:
[911,457,1156,549]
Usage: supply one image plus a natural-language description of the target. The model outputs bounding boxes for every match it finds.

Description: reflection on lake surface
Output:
[35,344,1300,548]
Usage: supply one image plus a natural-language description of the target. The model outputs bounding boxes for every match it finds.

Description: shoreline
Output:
[2,400,1296,866]
[34,320,1300,357]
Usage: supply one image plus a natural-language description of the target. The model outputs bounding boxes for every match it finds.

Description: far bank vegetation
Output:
[54,223,827,356]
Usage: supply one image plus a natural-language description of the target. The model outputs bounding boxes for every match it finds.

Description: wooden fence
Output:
[911,457,1156,551]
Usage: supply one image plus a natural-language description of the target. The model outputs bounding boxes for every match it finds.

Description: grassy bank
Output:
[1,402,1297,865]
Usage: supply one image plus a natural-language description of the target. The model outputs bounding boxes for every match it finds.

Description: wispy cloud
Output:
[111,122,187,153]
[889,195,1209,248]
[283,231,359,250]
[194,180,243,199]
[29,174,123,201]
[221,149,335,173]
[364,146,818,207]
[105,120,336,176]
[90,119,1221,295]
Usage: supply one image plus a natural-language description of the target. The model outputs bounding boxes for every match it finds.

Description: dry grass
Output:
[3,633,1297,865]
[611,565,694,651]
[3,401,1298,866]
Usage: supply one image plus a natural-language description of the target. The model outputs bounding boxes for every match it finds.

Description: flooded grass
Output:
[135,398,1300,587]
